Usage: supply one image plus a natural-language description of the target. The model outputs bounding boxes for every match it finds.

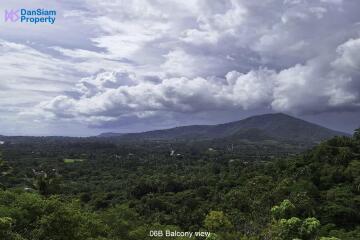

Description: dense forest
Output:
[0,129,359,239]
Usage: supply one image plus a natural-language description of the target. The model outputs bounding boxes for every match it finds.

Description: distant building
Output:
[0,141,4,145]
[170,150,175,156]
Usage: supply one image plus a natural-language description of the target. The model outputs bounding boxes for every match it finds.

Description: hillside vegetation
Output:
[99,113,346,144]
[0,129,359,239]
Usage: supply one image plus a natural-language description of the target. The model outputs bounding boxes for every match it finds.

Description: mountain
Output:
[98,113,347,143]
[98,132,125,137]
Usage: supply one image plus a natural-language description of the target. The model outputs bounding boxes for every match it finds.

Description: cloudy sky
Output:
[0,0,359,136]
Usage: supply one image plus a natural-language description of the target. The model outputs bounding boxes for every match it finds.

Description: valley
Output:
[0,114,358,239]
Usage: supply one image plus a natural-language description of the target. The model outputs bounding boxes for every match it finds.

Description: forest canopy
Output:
[0,129,359,239]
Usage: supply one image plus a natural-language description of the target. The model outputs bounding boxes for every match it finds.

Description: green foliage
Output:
[30,169,62,196]
[0,190,108,240]
[1,129,360,239]
[101,204,139,239]
[0,217,13,239]
[268,207,321,240]
[327,226,360,240]
[0,152,12,190]
[277,217,303,239]
[271,199,295,220]
[301,217,321,238]
[354,128,360,141]
[204,211,233,233]
[206,233,221,240]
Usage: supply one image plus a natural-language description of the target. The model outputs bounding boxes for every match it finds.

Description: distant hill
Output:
[98,113,347,143]
[98,132,125,137]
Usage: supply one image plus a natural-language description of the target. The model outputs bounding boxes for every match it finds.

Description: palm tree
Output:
[354,128,360,141]
[0,152,12,190]
[28,169,62,196]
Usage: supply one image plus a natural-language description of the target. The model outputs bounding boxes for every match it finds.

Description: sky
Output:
[0,0,359,136]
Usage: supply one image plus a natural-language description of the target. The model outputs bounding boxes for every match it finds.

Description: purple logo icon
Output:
[5,9,20,22]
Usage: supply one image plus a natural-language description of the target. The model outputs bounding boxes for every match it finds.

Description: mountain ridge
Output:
[98,113,348,143]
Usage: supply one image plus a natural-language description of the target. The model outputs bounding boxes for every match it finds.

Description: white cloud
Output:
[272,37,360,113]
[320,0,343,5]
[333,38,360,73]
[0,40,78,105]
[35,68,275,123]
[37,34,360,125]
[1,0,360,134]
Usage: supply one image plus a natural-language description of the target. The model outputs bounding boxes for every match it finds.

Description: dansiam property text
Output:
[5,8,56,24]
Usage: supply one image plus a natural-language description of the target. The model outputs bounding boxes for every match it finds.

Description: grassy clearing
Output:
[63,158,85,163]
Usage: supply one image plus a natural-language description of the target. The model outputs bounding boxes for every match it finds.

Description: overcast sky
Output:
[0,0,359,136]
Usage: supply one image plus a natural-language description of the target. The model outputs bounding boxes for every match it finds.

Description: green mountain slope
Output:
[100,113,347,143]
